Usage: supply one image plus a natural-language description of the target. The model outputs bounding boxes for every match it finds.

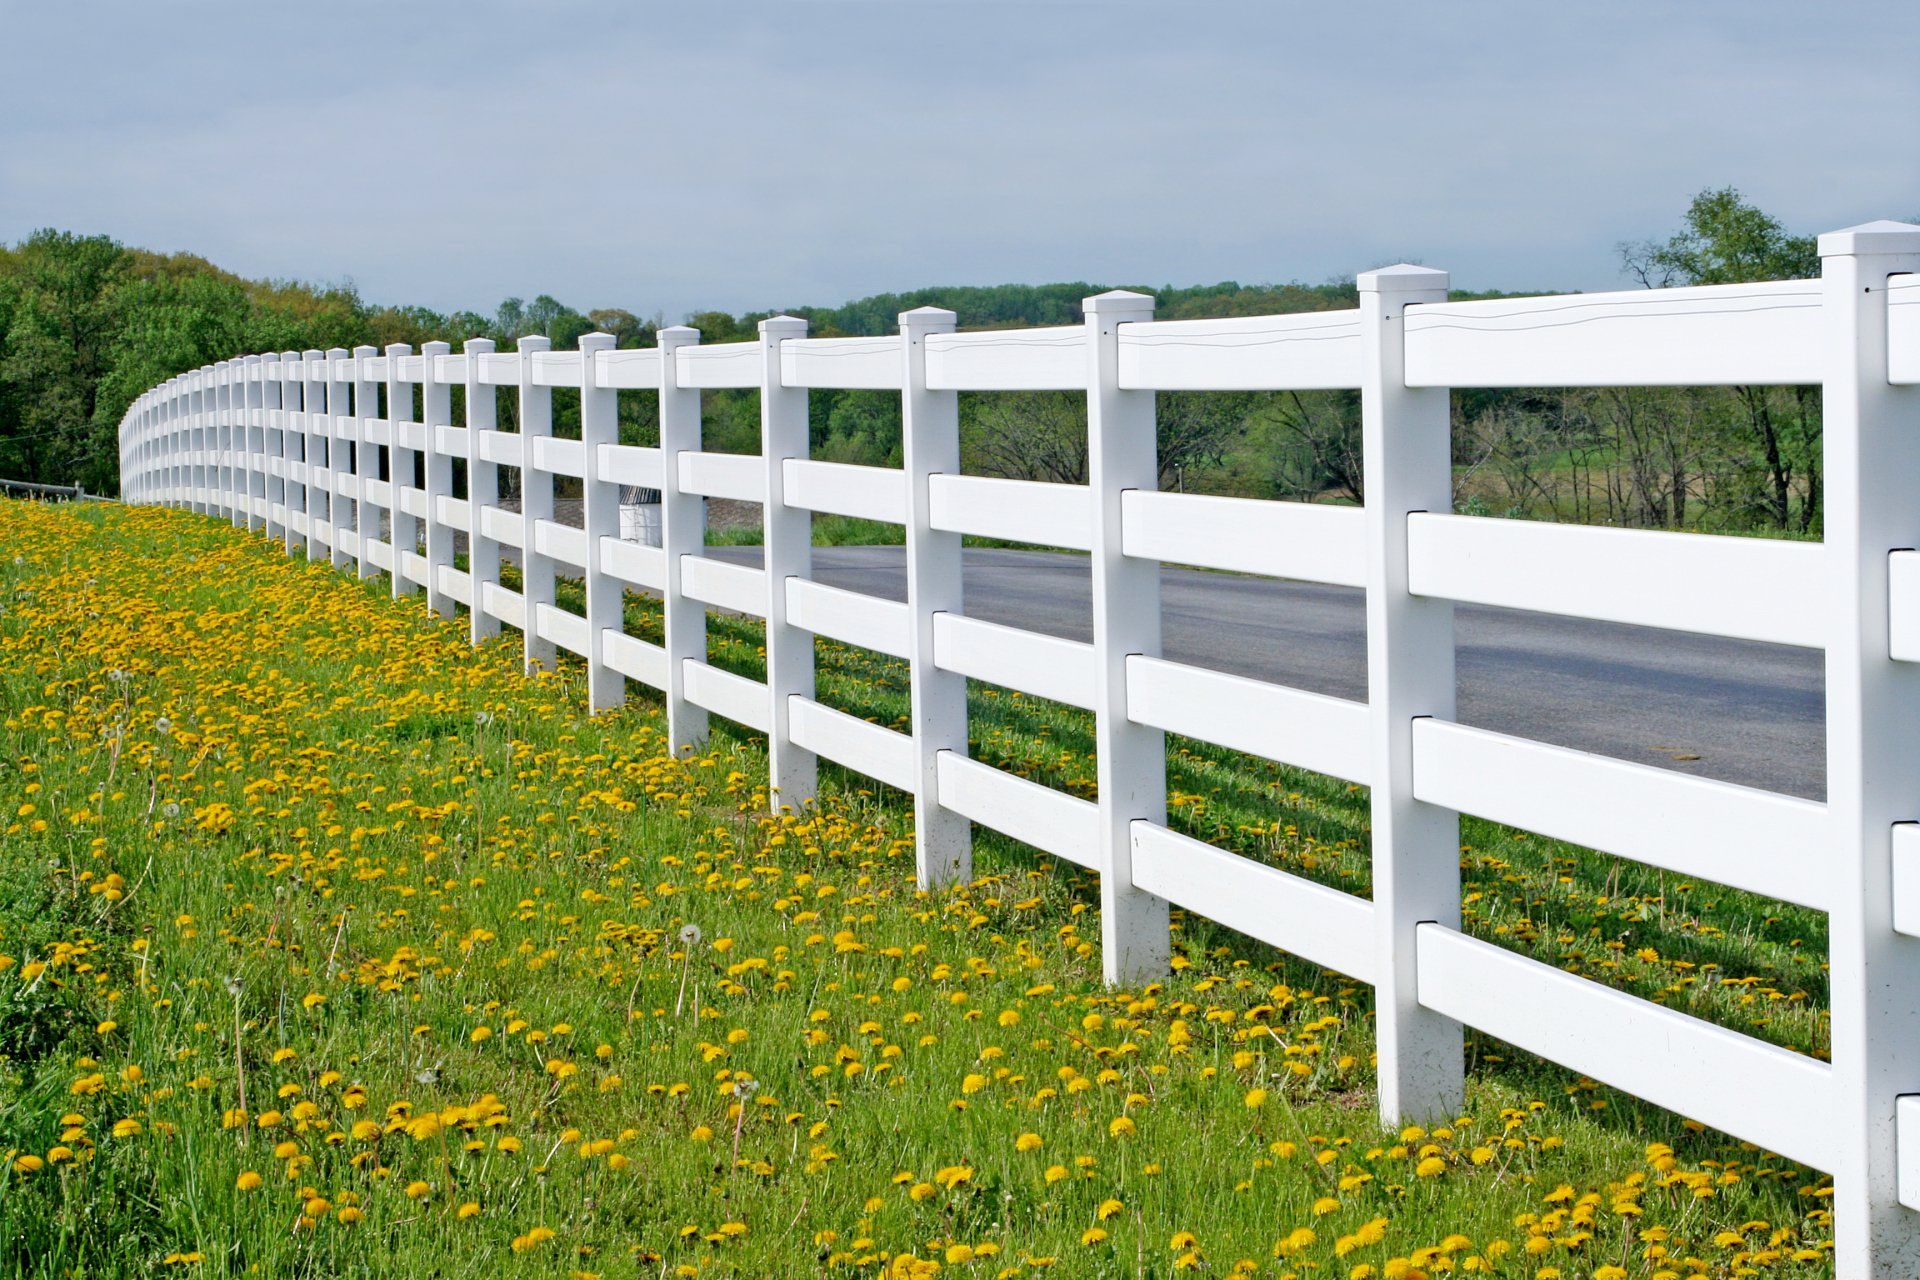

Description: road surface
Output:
[709,545,1825,800]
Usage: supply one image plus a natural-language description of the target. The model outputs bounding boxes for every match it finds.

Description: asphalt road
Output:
[710,545,1825,801]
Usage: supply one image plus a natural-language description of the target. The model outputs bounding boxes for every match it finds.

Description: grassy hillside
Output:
[0,500,1833,1277]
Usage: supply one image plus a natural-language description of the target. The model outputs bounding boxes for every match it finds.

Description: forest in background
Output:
[0,189,1860,535]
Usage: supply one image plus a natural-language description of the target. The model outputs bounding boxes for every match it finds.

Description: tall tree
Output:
[1620,188,1821,531]
[1,230,128,482]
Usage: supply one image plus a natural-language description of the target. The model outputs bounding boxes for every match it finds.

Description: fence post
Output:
[385,344,418,598]
[517,335,556,673]
[223,362,241,526]
[206,365,220,516]
[245,355,265,534]
[182,374,192,509]
[305,350,329,562]
[189,369,204,515]
[206,366,220,515]
[759,315,816,812]
[420,341,455,617]
[208,366,220,515]
[900,306,971,887]
[325,348,351,570]
[293,351,316,556]
[284,351,308,555]
[203,366,216,515]
[464,337,501,644]
[1084,289,1169,983]
[182,370,196,512]
[351,346,379,580]
[231,362,245,522]
[263,356,285,542]
[1360,264,1464,1125]
[198,367,213,514]
[167,376,178,507]
[579,331,624,711]
[1821,220,1920,1278]
[657,326,708,755]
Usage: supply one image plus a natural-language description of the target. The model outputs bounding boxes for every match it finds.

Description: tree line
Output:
[0,189,1879,535]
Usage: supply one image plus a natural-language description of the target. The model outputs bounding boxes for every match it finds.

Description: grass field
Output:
[0,499,1834,1278]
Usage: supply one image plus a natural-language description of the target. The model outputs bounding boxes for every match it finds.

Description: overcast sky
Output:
[3,1,1916,321]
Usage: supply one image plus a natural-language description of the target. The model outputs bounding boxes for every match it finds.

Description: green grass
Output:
[0,499,1835,1279]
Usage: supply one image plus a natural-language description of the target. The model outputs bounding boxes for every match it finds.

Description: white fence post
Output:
[207,365,220,515]
[306,349,330,562]
[205,366,219,515]
[420,341,455,617]
[759,315,817,812]
[203,366,218,515]
[1822,220,1920,1279]
[579,331,624,711]
[285,357,303,543]
[188,369,204,515]
[901,306,971,887]
[245,354,265,533]
[657,325,708,755]
[1085,289,1170,983]
[517,335,555,673]
[325,348,351,571]
[351,346,379,580]
[207,366,220,514]
[284,351,307,556]
[1360,264,1465,1125]
[222,362,240,525]
[386,344,418,599]
[464,337,500,644]
[169,376,179,506]
[263,355,285,543]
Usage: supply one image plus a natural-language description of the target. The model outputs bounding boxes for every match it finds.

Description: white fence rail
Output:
[117,222,1920,1276]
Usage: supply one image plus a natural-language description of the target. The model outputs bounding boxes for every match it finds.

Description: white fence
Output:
[117,222,1920,1276]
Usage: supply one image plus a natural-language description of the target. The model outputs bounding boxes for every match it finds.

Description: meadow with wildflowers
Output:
[0,499,1836,1278]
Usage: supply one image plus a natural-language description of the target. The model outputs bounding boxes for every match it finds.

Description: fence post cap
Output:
[420,340,450,355]
[1818,219,1920,258]
[657,325,699,346]
[758,314,808,337]
[578,331,616,349]
[515,333,550,352]
[463,336,496,354]
[1082,289,1153,315]
[1357,263,1449,293]
[899,305,956,330]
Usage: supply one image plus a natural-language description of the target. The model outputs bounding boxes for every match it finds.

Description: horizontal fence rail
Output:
[113,222,1920,1276]
[0,476,108,502]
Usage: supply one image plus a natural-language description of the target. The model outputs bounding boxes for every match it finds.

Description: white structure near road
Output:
[118,223,1920,1277]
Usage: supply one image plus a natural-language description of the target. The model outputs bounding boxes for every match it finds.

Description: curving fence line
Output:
[119,223,1920,1274]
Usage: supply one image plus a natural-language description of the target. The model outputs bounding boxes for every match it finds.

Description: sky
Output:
[3,1,1916,322]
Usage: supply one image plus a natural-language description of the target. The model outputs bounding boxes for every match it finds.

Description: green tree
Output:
[1621,187,1821,531]
[1620,186,1817,287]
[1,230,128,483]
